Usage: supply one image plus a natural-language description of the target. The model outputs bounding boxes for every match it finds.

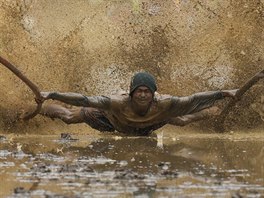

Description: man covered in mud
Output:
[39,72,237,136]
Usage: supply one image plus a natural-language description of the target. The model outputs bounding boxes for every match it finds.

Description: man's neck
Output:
[131,101,152,116]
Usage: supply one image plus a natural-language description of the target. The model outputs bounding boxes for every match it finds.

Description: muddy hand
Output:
[35,92,52,104]
[222,89,239,99]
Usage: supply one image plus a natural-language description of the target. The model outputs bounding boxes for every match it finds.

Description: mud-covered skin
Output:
[39,90,236,135]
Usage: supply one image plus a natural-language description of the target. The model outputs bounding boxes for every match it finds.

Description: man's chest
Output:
[111,104,171,127]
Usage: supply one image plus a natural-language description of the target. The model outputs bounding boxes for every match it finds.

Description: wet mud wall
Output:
[0,0,264,134]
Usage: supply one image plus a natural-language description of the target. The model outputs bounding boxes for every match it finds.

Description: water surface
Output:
[0,132,263,197]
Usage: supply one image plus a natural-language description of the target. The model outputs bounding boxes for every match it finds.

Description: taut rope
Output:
[0,56,42,120]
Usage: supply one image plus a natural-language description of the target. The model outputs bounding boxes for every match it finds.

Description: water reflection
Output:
[0,134,263,197]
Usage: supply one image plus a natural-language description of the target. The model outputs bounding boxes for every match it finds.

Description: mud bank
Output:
[0,0,264,134]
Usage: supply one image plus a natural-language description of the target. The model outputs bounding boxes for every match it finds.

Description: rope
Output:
[0,55,42,120]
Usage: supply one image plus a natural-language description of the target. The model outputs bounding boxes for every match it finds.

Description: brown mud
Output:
[0,131,264,197]
[0,0,264,134]
[0,1,264,196]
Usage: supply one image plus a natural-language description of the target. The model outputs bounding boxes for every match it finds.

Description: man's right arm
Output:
[40,92,111,109]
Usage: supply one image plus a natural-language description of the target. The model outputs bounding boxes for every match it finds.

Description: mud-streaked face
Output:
[131,86,153,107]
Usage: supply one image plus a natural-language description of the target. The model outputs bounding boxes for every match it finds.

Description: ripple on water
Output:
[0,134,264,197]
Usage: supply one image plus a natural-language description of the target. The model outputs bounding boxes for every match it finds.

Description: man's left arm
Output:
[170,89,238,116]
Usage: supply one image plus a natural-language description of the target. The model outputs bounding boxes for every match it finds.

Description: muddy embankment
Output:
[0,0,264,134]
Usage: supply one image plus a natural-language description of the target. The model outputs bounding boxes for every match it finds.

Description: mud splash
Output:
[1,0,264,134]
[0,132,263,197]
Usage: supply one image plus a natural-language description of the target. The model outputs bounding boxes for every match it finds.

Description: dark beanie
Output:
[129,72,157,95]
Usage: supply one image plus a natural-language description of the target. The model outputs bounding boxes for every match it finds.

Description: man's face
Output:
[131,86,153,106]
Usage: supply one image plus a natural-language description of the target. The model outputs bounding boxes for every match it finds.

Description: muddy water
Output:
[0,132,263,198]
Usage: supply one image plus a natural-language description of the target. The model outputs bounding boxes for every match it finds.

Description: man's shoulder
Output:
[153,93,174,109]
[154,92,173,101]
[109,92,130,103]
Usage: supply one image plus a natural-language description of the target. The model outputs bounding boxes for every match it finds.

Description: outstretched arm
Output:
[40,91,111,109]
[169,106,221,126]
[170,89,237,117]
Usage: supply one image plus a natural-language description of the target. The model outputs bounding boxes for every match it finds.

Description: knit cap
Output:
[129,72,157,95]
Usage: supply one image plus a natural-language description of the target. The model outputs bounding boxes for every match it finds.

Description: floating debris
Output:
[60,133,79,141]
[0,135,6,141]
